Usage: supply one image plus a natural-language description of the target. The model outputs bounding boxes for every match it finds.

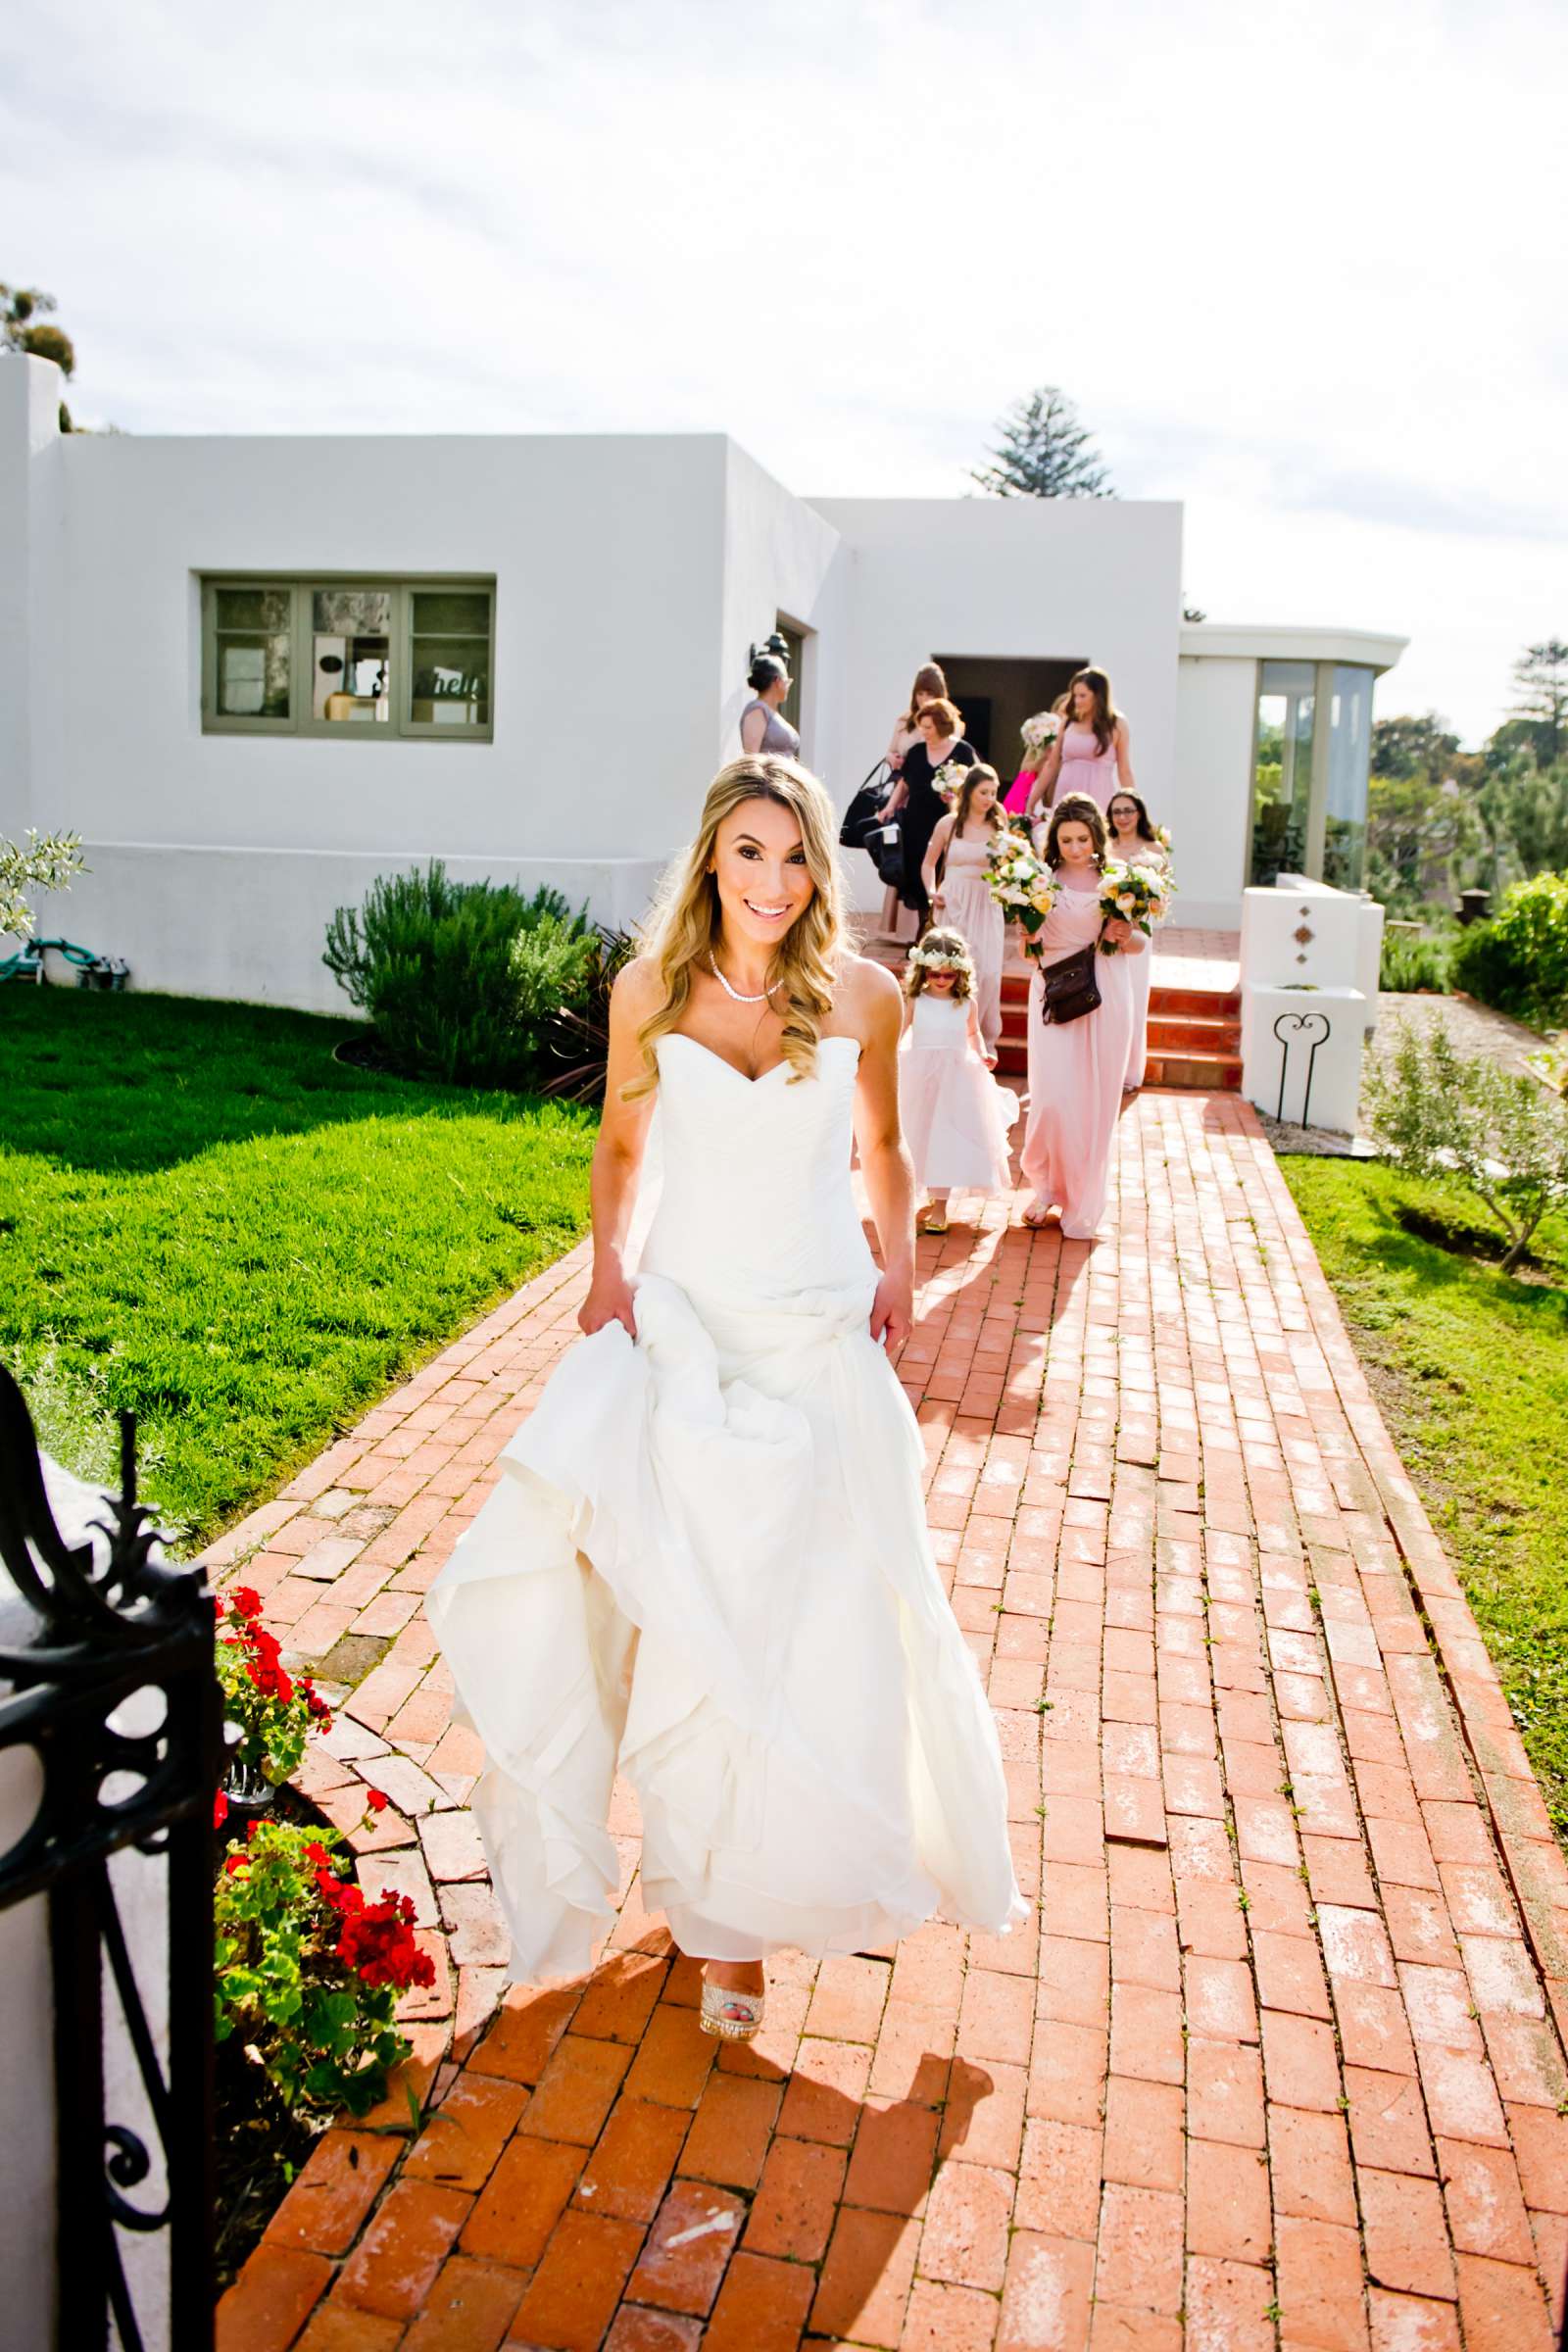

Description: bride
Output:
[428,755,1024,2040]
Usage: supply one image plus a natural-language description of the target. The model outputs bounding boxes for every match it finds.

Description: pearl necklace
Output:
[710,957,782,1006]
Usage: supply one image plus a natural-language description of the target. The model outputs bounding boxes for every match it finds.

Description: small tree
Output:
[1510,640,1568,766]
[1365,1020,1568,1273]
[970,385,1113,500]
[1,828,83,939]
[1371,710,1463,780]
[1,283,76,431]
[1503,762,1568,880]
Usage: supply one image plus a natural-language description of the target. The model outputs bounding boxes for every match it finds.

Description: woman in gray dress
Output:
[739,652,801,758]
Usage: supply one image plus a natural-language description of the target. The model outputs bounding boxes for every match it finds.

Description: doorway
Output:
[775,616,807,742]
[934,656,1085,774]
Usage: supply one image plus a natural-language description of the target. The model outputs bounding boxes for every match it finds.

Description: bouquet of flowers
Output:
[1020,710,1060,765]
[933,760,969,806]
[987,830,1059,957]
[1097,859,1171,953]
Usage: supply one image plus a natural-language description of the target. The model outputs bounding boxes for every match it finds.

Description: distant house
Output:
[1,356,1404,1010]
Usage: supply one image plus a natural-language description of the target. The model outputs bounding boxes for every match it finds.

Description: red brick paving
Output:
[215,1090,1568,2351]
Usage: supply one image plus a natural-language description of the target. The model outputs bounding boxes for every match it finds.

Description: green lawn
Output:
[1282,1156,1568,1837]
[0,991,595,1544]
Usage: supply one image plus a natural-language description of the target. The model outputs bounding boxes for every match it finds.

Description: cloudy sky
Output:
[5,0,1563,743]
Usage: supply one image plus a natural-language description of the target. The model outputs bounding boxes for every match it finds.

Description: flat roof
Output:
[1180,622,1407,671]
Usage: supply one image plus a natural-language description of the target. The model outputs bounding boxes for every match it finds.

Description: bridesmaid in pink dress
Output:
[1026,667,1136,821]
[922,764,1007,1053]
[1106,787,1173,1093]
[1019,794,1145,1240]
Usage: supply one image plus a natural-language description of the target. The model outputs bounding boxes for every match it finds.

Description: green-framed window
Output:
[201,576,495,740]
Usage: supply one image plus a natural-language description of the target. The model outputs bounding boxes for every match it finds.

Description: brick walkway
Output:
[215,1091,1568,2352]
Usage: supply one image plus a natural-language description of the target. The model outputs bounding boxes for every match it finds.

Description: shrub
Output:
[214,1817,433,2115]
[1450,870,1568,1027]
[510,912,600,1030]
[1364,1019,1568,1272]
[1,826,82,938]
[322,863,593,1086]
[216,1585,332,1785]
[1379,927,1452,994]
[543,927,640,1103]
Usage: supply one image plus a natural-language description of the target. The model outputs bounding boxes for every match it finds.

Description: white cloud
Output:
[3,0,1563,742]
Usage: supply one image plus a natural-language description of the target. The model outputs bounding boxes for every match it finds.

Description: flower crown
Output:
[908,940,969,972]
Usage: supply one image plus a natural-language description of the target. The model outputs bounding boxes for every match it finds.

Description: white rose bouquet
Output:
[987,830,1059,958]
[1097,859,1170,953]
[1020,710,1060,765]
[933,760,969,806]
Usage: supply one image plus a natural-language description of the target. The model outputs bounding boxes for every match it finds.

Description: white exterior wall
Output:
[1173,653,1258,927]
[718,440,850,780]
[5,368,737,1008]
[0,360,67,848]
[2,360,1407,1004]
[810,493,1183,826]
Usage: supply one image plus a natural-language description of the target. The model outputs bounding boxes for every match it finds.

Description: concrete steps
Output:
[995,972,1242,1090]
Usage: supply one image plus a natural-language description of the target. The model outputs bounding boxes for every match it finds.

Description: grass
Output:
[0,990,596,1544]
[1281,1155,1568,1838]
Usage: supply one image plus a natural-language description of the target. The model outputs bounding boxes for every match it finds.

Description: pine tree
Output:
[1509,640,1568,765]
[969,386,1112,500]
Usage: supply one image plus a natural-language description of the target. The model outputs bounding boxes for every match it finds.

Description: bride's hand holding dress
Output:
[847,962,915,1353]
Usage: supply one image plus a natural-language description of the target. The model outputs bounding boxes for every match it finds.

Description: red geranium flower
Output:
[333,1889,436,1990]
[224,1852,250,1876]
[213,1789,228,1831]
[227,1586,263,1619]
[364,1788,390,1813]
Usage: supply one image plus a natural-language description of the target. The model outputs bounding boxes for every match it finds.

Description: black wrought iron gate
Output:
[0,1365,221,2350]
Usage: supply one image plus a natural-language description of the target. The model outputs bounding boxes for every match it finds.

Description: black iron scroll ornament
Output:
[1273,1010,1333,1131]
[0,1364,223,2351]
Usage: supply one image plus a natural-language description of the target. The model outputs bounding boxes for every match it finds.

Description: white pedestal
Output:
[1242,984,1367,1133]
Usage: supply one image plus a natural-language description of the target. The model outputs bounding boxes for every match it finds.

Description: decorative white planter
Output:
[1240,880,1384,1134]
[1242,983,1368,1132]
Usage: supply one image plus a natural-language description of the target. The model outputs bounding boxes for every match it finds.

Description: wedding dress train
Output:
[427,1031,1024,1981]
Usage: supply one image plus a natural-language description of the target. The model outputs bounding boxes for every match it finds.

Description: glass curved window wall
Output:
[1322,665,1372,891]
[1249,660,1375,891]
[1250,662,1315,886]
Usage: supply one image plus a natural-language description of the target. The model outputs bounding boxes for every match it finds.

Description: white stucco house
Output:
[1,355,1405,1012]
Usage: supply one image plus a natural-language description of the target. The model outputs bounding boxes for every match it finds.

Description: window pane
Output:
[218,631,290,717]
[411,590,490,636]
[1250,662,1315,887]
[1323,664,1373,892]
[312,589,392,723]
[411,636,491,726]
[313,588,392,635]
[217,586,290,633]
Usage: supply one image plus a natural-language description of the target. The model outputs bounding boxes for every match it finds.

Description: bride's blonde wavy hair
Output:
[623,756,847,1102]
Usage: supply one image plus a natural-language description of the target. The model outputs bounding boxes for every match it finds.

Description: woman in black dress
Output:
[882,697,977,928]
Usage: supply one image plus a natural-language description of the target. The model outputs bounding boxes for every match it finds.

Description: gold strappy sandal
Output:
[698,1973,765,2041]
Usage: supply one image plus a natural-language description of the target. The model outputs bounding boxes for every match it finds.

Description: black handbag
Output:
[1037,940,1102,1025]
[870,820,905,888]
[840,760,894,852]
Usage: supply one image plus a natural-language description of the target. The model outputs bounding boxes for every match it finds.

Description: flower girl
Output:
[901,928,1020,1234]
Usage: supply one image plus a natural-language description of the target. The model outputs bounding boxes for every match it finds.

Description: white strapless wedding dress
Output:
[427,1031,1025,1981]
